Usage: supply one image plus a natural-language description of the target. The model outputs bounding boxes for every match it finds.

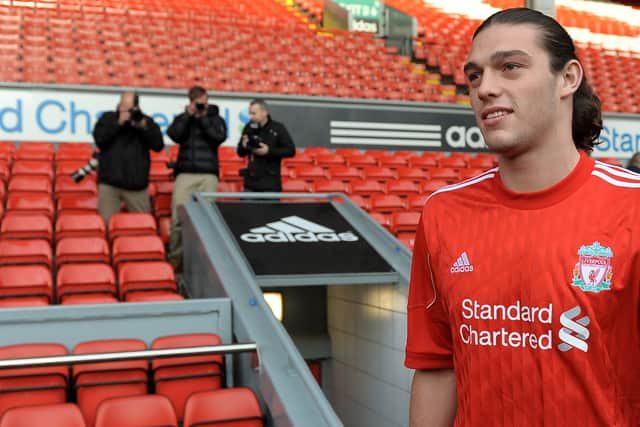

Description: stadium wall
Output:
[1,83,639,159]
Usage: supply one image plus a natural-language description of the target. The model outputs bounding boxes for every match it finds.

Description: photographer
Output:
[93,91,164,222]
[237,99,296,192]
[167,85,227,272]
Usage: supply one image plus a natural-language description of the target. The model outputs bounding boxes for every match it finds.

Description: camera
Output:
[129,106,144,123]
[195,102,206,113]
[246,122,263,150]
[70,158,99,183]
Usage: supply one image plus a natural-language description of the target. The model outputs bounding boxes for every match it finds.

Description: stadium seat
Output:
[409,156,438,169]
[348,195,370,211]
[0,296,49,308]
[407,194,429,212]
[112,235,165,269]
[385,180,421,198]
[395,167,430,182]
[56,263,116,302]
[73,339,149,427]
[281,179,309,193]
[55,175,98,199]
[61,294,119,305]
[56,237,110,265]
[219,164,245,183]
[369,212,391,231]
[6,193,54,219]
[468,156,496,169]
[11,160,54,180]
[345,154,378,168]
[14,149,54,162]
[117,261,176,300]
[459,168,486,180]
[0,239,52,268]
[183,388,263,427]
[292,165,326,181]
[56,160,89,177]
[158,216,171,245]
[153,194,172,218]
[150,149,170,164]
[390,212,421,235]
[0,214,52,242]
[378,155,409,169]
[153,181,175,196]
[439,156,468,168]
[0,265,52,303]
[334,148,361,157]
[282,153,314,168]
[314,154,345,167]
[151,333,224,420]
[0,343,69,418]
[149,162,173,182]
[0,161,9,182]
[369,194,406,214]
[217,181,243,193]
[326,166,362,182]
[55,150,93,163]
[311,180,350,194]
[55,213,105,242]
[362,167,397,182]
[428,168,460,183]
[94,395,178,427]
[8,175,52,194]
[18,142,54,153]
[422,179,450,194]
[398,234,415,250]
[125,291,185,302]
[57,195,99,215]
[349,180,386,197]
[302,147,332,157]
[107,213,157,241]
[0,403,86,427]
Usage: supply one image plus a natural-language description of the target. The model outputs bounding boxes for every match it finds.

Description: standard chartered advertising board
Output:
[1,85,638,159]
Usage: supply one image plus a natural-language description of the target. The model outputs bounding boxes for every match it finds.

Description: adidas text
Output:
[451,265,474,273]
[241,231,359,243]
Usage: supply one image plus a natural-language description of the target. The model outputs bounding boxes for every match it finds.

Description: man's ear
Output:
[559,59,583,99]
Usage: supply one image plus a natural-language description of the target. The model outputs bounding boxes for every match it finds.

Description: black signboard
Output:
[216,201,393,276]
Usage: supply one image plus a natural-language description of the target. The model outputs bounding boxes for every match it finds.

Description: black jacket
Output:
[167,105,227,176]
[236,117,296,191]
[93,111,164,191]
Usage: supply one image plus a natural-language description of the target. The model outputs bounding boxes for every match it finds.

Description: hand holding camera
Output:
[187,101,208,118]
[129,106,146,129]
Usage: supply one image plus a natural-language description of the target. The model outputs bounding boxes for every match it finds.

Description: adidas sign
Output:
[240,216,359,243]
[451,251,474,273]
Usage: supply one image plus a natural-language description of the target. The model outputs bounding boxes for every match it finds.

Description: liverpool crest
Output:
[572,242,613,293]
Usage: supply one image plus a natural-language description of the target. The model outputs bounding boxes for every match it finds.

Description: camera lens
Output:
[196,103,206,111]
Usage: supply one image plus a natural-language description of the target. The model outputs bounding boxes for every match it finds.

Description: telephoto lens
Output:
[130,107,144,122]
[70,158,99,183]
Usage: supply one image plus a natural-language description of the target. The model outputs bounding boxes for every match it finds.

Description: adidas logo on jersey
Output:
[451,252,474,273]
[240,216,359,243]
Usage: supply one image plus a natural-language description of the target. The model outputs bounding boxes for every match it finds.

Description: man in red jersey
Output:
[406,8,639,427]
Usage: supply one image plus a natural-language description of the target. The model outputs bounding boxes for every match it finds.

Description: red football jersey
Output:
[406,152,640,426]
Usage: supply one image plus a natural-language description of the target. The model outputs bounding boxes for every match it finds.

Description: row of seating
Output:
[0,334,262,426]
[0,391,262,427]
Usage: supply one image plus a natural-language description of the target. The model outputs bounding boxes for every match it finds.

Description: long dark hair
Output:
[473,8,602,152]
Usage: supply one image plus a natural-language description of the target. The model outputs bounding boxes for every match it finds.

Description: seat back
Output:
[0,239,52,268]
[94,395,177,427]
[56,263,116,302]
[111,236,165,269]
[0,403,86,427]
[183,388,263,427]
[108,213,157,241]
[0,265,52,301]
[0,214,52,242]
[55,237,110,265]
[117,261,176,299]
[55,213,105,242]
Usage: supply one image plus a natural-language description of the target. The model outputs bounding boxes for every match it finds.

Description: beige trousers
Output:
[169,173,218,271]
[98,183,151,223]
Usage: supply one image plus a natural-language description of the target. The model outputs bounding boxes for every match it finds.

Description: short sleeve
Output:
[405,215,454,369]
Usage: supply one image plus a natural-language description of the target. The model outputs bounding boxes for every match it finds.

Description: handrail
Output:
[0,343,258,369]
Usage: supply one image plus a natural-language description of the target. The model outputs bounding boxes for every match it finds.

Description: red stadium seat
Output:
[150,149,170,164]
[302,147,331,157]
[55,175,98,199]
[385,180,421,198]
[56,263,116,302]
[314,154,345,167]
[112,235,165,269]
[407,194,429,212]
[18,142,54,153]
[55,213,105,242]
[345,154,378,168]
[0,343,69,418]
[57,195,98,215]
[73,339,149,427]
[326,166,362,182]
[395,167,430,182]
[154,181,175,196]
[438,157,468,168]
[219,164,245,183]
[369,194,405,214]
[183,388,263,427]
[422,179,450,194]
[281,153,314,169]
[151,333,224,420]
[1,214,52,242]
[334,148,361,157]
[11,160,54,180]
[94,395,177,427]
[390,212,421,235]
[311,180,350,194]
[428,167,460,183]
[14,150,54,162]
[409,156,438,169]
[468,156,496,169]
[117,261,176,300]
[0,296,49,308]
[459,168,487,180]
[362,167,397,182]
[0,161,9,182]
[8,175,52,194]
[56,160,92,177]
[159,216,171,245]
[292,165,326,181]
[149,162,173,182]
[153,194,172,218]
[125,291,184,302]
[61,294,119,305]
[6,194,54,219]
[108,213,157,240]
[0,239,52,268]
[348,195,370,211]
[0,403,86,427]
[398,234,415,250]
[281,179,309,193]
[55,237,110,265]
[349,180,386,197]
[0,265,52,302]
[378,155,409,169]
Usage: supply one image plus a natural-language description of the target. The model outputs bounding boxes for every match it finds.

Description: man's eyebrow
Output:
[463,49,532,74]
